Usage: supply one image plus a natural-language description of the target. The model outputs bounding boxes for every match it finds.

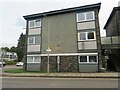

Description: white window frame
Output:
[28,36,40,45]
[27,56,41,63]
[29,19,41,28]
[77,11,95,22]
[78,31,96,41]
[78,55,98,63]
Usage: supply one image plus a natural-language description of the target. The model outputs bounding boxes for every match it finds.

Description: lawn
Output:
[4,68,46,73]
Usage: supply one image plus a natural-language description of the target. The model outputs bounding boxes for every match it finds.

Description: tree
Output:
[1,47,10,52]
[16,33,26,62]
[10,46,17,52]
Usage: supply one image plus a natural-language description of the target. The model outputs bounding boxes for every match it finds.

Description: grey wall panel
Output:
[27,63,40,71]
[79,63,98,72]
[77,21,95,30]
[41,12,77,54]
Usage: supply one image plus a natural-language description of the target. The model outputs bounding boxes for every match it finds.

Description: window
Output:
[27,57,33,63]
[29,19,41,28]
[29,21,34,27]
[80,33,86,40]
[27,56,41,63]
[35,20,41,27]
[35,36,41,44]
[34,56,41,63]
[28,36,41,44]
[80,56,87,62]
[79,56,97,63]
[77,11,94,22]
[77,13,85,21]
[28,37,34,44]
[78,32,95,41]
[86,12,94,20]
[89,56,97,62]
[88,32,94,39]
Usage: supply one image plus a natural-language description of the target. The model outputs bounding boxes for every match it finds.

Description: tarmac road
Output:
[3,65,22,70]
[2,77,119,88]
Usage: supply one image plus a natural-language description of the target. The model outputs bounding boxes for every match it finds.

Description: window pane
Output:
[27,57,33,63]
[86,12,94,20]
[80,33,86,40]
[35,20,41,27]
[28,37,34,44]
[88,32,94,39]
[34,56,41,63]
[77,13,85,21]
[89,56,97,62]
[35,36,41,44]
[29,21,34,27]
[80,56,87,62]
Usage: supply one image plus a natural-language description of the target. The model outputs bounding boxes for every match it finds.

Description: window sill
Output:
[78,39,96,42]
[77,19,95,23]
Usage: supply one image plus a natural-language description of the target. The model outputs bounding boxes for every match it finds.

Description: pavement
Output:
[1,72,120,78]
[1,65,120,78]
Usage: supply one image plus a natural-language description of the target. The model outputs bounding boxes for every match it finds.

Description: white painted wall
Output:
[27,45,40,52]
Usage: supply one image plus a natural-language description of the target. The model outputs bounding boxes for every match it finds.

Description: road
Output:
[2,77,118,88]
[3,65,22,70]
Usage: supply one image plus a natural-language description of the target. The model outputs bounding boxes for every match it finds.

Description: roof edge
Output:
[104,6,120,29]
[23,2,101,20]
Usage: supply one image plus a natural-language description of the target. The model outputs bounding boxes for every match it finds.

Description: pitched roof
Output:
[104,6,120,29]
[23,3,101,20]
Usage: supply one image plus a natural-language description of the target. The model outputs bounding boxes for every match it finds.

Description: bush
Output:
[5,60,17,65]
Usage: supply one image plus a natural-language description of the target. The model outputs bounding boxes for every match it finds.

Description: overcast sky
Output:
[0,0,119,48]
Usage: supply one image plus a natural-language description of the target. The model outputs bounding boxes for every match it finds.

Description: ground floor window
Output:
[27,56,41,63]
[78,55,97,63]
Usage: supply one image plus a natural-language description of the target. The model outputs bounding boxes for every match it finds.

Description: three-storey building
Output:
[23,3,101,72]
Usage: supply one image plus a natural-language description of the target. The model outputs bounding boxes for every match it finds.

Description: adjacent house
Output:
[102,5,120,71]
[0,49,17,61]
[23,3,101,72]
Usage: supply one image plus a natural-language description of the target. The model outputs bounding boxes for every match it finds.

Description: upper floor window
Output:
[29,19,41,28]
[78,31,96,41]
[28,36,41,45]
[77,11,95,22]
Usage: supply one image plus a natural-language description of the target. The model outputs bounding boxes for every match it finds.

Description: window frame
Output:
[78,31,96,41]
[28,35,41,45]
[29,19,41,28]
[27,56,41,63]
[78,55,98,63]
[77,11,95,22]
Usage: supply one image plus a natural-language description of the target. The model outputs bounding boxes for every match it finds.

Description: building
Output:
[23,3,101,72]
[102,4,120,71]
[0,49,17,61]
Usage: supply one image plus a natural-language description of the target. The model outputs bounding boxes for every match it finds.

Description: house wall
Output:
[41,12,77,54]
[103,9,120,71]
[117,10,120,35]
[25,6,101,72]
[106,11,119,36]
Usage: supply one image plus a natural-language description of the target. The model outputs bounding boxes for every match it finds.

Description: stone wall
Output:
[41,56,57,72]
[59,56,78,72]
[40,56,78,72]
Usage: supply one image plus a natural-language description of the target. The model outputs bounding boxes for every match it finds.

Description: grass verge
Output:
[4,68,46,73]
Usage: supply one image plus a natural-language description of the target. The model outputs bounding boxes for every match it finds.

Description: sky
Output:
[0,0,120,48]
